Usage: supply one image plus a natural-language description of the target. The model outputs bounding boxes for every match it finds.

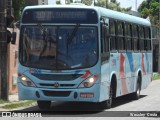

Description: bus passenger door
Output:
[100,18,110,101]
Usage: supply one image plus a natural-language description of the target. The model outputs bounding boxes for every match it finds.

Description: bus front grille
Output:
[31,73,83,81]
[39,83,75,88]
[42,90,71,97]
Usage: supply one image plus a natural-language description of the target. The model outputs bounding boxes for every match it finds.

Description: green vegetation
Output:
[0,99,10,104]
[80,0,131,12]
[12,0,131,20]
[152,74,160,80]
[95,0,131,12]
[138,0,160,26]
[13,0,26,21]
[1,100,36,110]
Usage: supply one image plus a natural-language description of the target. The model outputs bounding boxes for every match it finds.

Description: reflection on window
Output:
[20,26,98,70]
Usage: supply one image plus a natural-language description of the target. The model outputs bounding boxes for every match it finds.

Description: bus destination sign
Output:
[22,8,98,24]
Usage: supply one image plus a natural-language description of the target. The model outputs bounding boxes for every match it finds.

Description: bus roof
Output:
[23,5,151,26]
[95,6,151,26]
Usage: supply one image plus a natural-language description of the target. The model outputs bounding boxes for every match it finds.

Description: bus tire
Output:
[100,86,113,109]
[37,100,51,109]
[132,76,141,100]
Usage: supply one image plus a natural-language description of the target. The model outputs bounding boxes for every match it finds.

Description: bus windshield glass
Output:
[19,25,98,70]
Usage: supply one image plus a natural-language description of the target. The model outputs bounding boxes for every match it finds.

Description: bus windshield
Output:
[19,25,98,70]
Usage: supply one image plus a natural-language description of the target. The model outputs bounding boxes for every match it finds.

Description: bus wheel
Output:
[100,87,113,109]
[37,100,51,109]
[132,77,141,100]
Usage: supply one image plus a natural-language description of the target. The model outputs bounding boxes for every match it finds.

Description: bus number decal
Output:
[29,68,41,74]
[111,59,116,66]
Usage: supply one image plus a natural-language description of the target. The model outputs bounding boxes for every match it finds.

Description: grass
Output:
[0,99,10,104]
[152,74,160,80]
[1,100,36,110]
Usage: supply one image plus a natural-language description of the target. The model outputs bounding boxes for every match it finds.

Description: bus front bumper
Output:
[18,83,100,102]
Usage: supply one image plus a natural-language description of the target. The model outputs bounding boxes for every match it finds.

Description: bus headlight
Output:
[78,74,99,88]
[18,73,36,87]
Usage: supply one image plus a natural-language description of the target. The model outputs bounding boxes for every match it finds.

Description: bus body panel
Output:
[18,82,100,102]
[141,52,152,90]
[18,61,102,102]
[99,52,152,99]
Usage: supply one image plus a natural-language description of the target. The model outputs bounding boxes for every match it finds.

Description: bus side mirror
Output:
[11,32,16,44]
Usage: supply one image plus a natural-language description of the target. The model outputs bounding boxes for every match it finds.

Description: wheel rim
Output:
[137,85,140,97]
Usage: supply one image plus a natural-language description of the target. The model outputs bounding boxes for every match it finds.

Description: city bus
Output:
[17,4,152,109]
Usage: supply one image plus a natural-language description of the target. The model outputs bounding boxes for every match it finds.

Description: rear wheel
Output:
[132,76,141,100]
[37,100,51,109]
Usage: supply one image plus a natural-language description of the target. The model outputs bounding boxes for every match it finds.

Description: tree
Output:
[95,0,106,8]
[82,0,93,6]
[138,0,160,26]
[95,0,131,12]
[13,0,26,21]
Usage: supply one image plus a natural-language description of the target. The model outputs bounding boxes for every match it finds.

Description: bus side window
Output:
[125,23,132,51]
[144,27,151,51]
[109,20,116,51]
[101,18,110,62]
[117,21,125,51]
[139,26,145,51]
[101,22,105,53]
[101,20,109,53]
[132,24,139,51]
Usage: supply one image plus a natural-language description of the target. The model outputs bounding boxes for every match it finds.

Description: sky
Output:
[117,0,145,11]
[48,0,145,11]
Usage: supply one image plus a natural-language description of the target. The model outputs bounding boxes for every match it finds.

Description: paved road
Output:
[18,81,160,115]
[1,80,160,120]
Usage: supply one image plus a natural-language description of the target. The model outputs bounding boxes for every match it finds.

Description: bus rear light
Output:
[18,73,36,87]
[80,92,94,98]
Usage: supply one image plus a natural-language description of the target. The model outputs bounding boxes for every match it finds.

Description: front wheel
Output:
[100,87,113,109]
[37,101,51,109]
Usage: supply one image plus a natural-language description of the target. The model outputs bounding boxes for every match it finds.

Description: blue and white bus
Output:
[18,4,152,109]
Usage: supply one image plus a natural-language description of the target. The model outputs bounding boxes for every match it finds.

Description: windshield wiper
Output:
[37,23,49,59]
[67,23,80,44]
[66,23,80,56]
[37,23,48,35]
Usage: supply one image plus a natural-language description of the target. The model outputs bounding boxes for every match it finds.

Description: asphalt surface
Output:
[1,80,160,119]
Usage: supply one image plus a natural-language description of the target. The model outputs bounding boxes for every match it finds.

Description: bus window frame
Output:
[116,21,126,52]
[131,24,139,52]
[109,19,117,52]
[125,22,132,52]
[101,17,110,63]
[139,25,146,52]
[144,27,152,51]
[105,18,152,54]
